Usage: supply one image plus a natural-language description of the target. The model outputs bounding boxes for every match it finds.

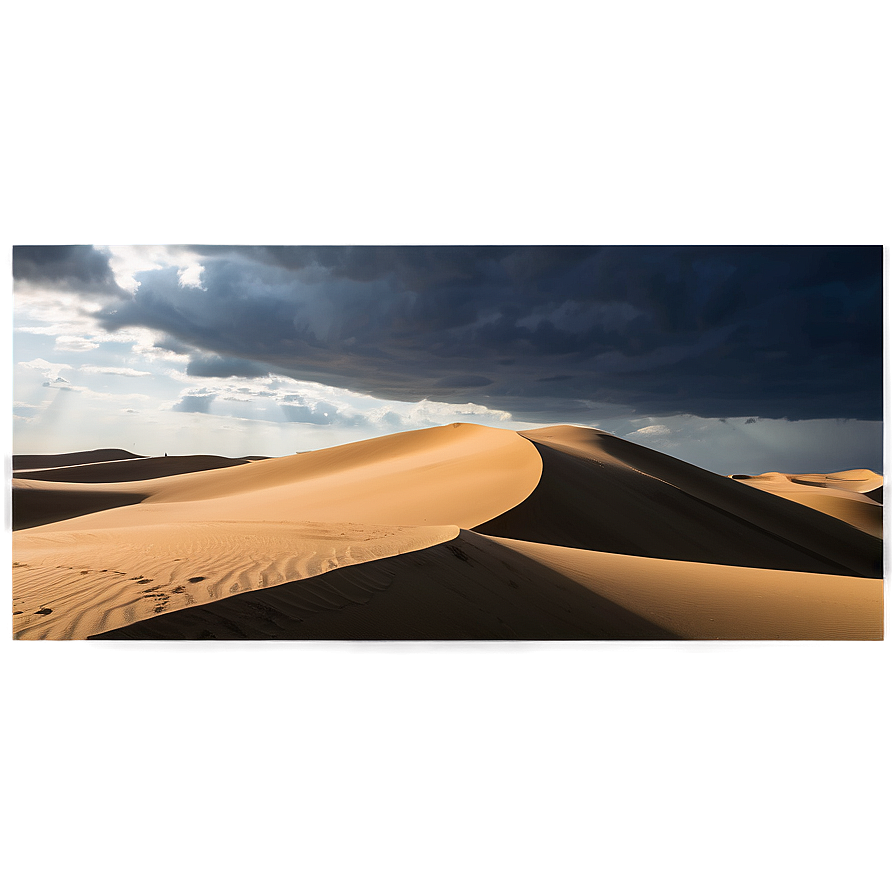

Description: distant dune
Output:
[13,454,252,484]
[12,479,154,530]
[12,423,884,640]
[13,448,144,470]
[730,470,883,537]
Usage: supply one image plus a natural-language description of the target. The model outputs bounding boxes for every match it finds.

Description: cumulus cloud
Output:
[55,335,100,352]
[79,366,152,377]
[628,424,671,438]
[19,358,72,379]
[43,376,80,391]
[281,400,363,426]
[102,245,210,294]
[171,390,217,413]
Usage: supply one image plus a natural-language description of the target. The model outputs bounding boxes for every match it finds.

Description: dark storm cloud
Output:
[155,334,192,355]
[13,245,129,297]
[186,354,270,379]
[90,246,882,421]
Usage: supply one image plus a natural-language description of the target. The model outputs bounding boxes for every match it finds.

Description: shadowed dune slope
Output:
[13,454,252,483]
[473,426,881,578]
[13,448,144,470]
[12,479,153,530]
[728,473,882,538]
[91,529,882,641]
[91,530,677,640]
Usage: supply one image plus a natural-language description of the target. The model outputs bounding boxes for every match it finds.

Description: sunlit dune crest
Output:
[11,423,883,641]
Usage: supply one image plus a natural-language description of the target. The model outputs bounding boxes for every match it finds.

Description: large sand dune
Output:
[475,426,882,577]
[11,423,884,640]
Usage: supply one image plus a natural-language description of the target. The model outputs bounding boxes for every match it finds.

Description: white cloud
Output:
[102,245,208,294]
[177,263,206,289]
[79,365,151,377]
[43,376,82,391]
[15,325,62,336]
[55,335,100,352]
[378,399,514,430]
[19,357,72,379]
[13,283,104,323]
[628,424,671,438]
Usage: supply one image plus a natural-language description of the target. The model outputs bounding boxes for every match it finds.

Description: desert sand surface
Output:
[730,471,883,537]
[91,531,881,641]
[11,423,884,640]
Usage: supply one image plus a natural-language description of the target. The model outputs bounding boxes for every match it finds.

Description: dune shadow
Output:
[474,434,882,578]
[90,531,679,641]
[12,487,147,530]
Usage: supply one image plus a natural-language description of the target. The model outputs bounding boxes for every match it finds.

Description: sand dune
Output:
[794,469,883,494]
[14,520,458,640]
[91,530,882,641]
[13,454,252,483]
[13,448,144,470]
[19,423,543,533]
[12,478,154,530]
[474,426,882,577]
[11,423,884,641]
[728,472,882,538]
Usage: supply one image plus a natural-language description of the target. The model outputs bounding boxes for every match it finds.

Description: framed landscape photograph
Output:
[6,6,893,895]
[11,245,883,640]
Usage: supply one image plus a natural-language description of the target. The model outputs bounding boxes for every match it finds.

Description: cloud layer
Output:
[14,245,883,423]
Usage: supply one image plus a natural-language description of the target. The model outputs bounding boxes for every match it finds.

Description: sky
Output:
[11,244,883,474]
[0,0,896,473]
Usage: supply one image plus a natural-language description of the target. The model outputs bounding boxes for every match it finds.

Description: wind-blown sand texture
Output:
[11,423,883,640]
